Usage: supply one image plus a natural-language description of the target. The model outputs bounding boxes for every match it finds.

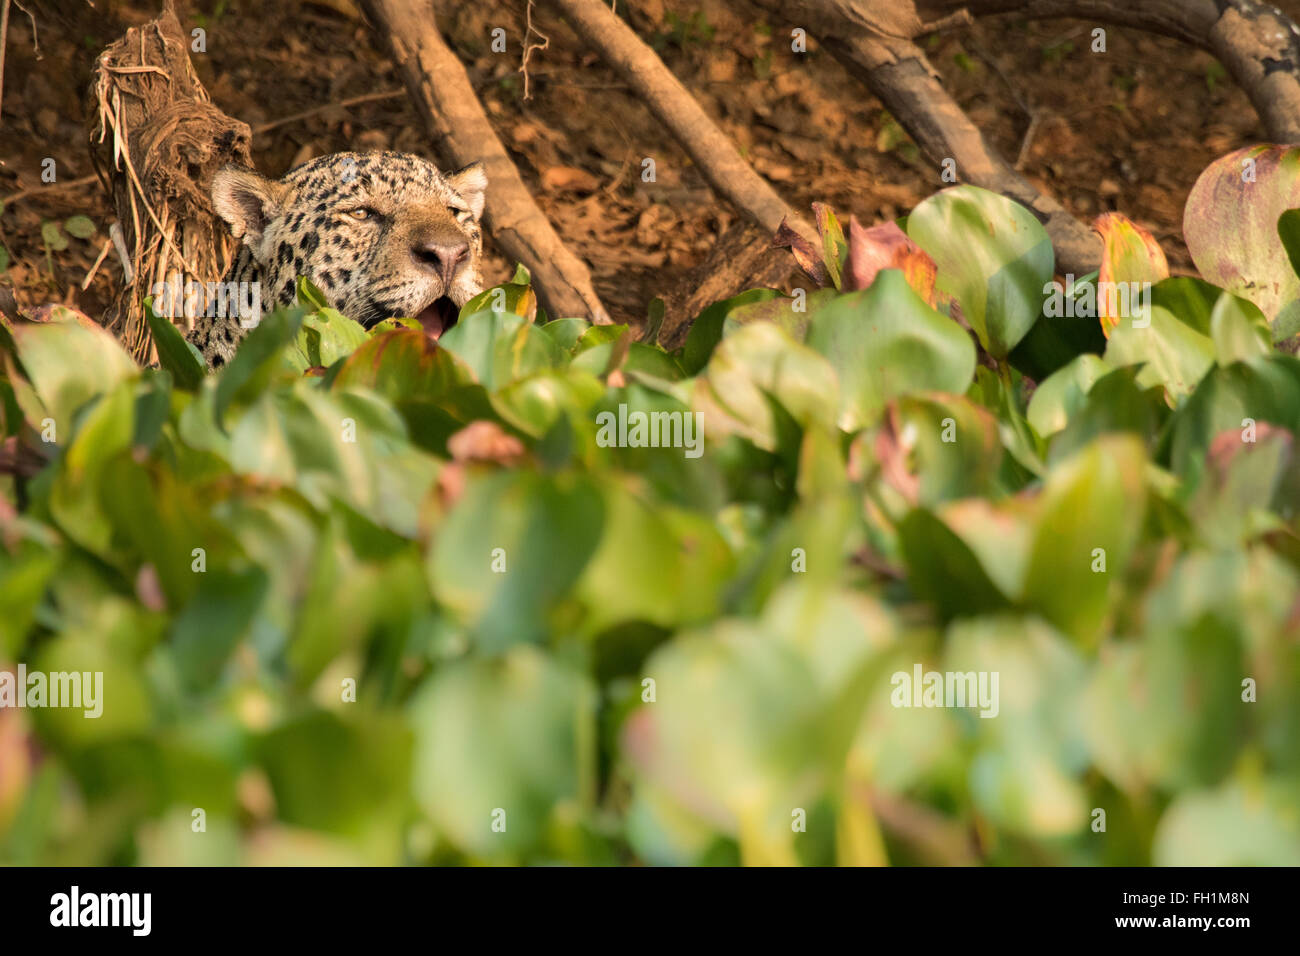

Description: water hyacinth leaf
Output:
[146,298,207,390]
[1153,782,1300,866]
[297,308,369,368]
[1103,302,1214,401]
[332,328,474,400]
[1007,271,1107,381]
[1022,435,1147,645]
[489,368,605,438]
[48,383,135,556]
[845,216,937,304]
[573,483,734,634]
[1184,144,1300,320]
[570,341,684,381]
[258,711,411,850]
[1167,355,1300,490]
[540,316,591,352]
[29,635,151,746]
[459,277,537,322]
[437,309,562,390]
[681,289,781,374]
[892,395,1006,504]
[1026,354,1111,437]
[410,648,595,859]
[897,506,1015,617]
[722,287,837,344]
[1209,292,1272,365]
[0,521,59,659]
[624,622,824,858]
[428,469,604,651]
[944,616,1090,838]
[8,311,138,430]
[1045,365,1168,465]
[906,184,1054,358]
[213,306,305,426]
[1093,212,1168,337]
[296,276,330,311]
[1187,425,1294,547]
[694,321,839,450]
[1083,609,1247,795]
[806,270,975,430]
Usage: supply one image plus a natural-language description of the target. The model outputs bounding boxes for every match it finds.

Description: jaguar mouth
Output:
[416,295,460,340]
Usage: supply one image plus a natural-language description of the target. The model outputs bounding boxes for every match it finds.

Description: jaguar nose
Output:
[413,241,469,286]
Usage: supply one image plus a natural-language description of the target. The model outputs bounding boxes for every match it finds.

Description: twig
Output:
[252,88,405,135]
[0,0,10,123]
[521,0,550,101]
[81,237,113,290]
[1,173,100,208]
[1015,111,1043,171]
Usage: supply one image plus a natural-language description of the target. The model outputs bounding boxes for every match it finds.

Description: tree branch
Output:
[358,0,611,323]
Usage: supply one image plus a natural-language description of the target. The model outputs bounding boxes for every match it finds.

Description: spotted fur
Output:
[189,150,487,367]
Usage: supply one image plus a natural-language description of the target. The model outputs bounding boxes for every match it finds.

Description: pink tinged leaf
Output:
[1184,144,1300,320]
[773,217,829,288]
[846,216,939,305]
[1093,212,1169,337]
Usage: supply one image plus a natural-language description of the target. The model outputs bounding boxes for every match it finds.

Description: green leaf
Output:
[681,289,781,375]
[146,297,207,390]
[806,270,975,429]
[1022,434,1147,645]
[1026,354,1111,437]
[438,310,562,390]
[297,308,369,368]
[1209,292,1272,365]
[410,648,596,858]
[63,215,96,239]
[428,470,604,650]
[694,321,839,451]
[1104,301,1214,401]
[212,307,305,426]
[40,221,68,252]
[8,312,138,429]
[906,184,1054,358]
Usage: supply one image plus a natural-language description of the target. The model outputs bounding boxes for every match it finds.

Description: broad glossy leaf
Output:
[906,185,1054,358]
[410,648,595,858]
[806,271,975,430]
[1184,144,1300,319]
[1021,435,1147,645]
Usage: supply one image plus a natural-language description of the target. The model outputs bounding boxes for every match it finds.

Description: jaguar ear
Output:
[211,167,287,246]
[447,162,487,219]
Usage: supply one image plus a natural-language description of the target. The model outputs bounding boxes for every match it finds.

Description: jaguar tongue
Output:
[416,296,459,340]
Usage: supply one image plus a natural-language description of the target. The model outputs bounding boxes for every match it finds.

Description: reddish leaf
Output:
[846,216,938,305]
[1093,212,1168,337]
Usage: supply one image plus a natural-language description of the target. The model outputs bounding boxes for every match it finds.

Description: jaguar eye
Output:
[348,207,373,221]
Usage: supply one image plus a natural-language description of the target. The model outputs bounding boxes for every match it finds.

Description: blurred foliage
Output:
[1,163,1299,866]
